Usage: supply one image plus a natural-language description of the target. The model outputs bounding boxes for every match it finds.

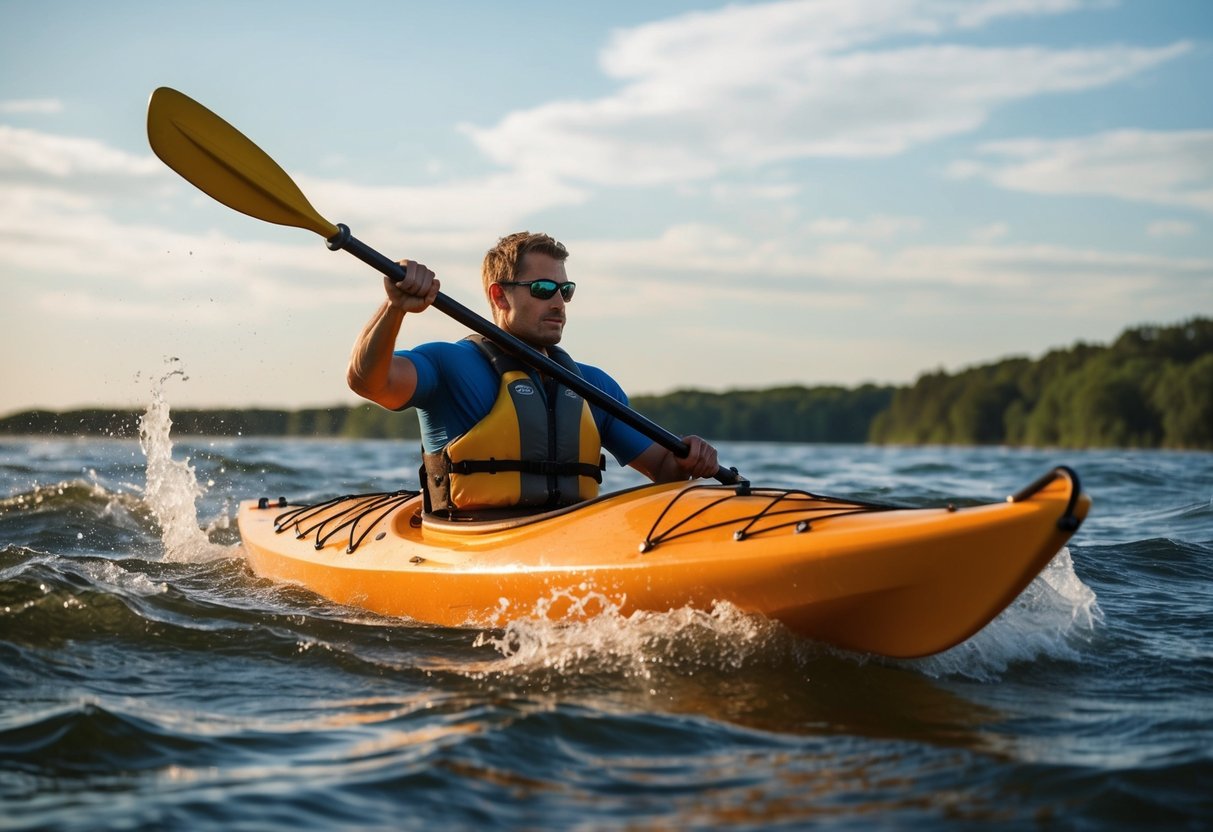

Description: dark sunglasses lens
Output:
[526,281,572,301]
[528,280,559,299]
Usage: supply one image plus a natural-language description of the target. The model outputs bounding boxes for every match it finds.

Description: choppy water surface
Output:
[2,390,1210,829]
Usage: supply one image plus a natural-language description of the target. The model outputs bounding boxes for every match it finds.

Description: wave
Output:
[0,480,160,558]
[909,547,1102,681]
[1,478,145,516]
[0,700,224,778]
[0,547,473,687]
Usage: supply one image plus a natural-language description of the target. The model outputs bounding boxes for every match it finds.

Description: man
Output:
[347,231,719,513]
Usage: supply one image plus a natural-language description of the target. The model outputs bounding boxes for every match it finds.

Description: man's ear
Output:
[489,282,511,312]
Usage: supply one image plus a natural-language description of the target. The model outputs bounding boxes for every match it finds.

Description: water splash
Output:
[909,546,1102,680]
[465,590,802,685]
[450,545,1102,687]
[138,359,233,563]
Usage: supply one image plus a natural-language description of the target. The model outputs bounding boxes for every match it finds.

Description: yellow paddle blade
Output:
[146,87,339,239]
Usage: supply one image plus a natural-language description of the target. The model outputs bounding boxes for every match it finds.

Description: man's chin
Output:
[517,332,562,349]
[537,325,564,346]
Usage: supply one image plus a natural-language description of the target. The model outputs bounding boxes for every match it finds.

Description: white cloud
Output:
[971,222,1010,243]
[870,242,1210,297]
[950,129,1213,212]
[463,1,1186,187]
[300,169,587,235]
[0,123,566,312]
[1146,220,1196,238]
[952,0,1103,29]
[0,98,64,115]
[600,0,1102,81]
[0,183,315,286]
[0,124,162,179]
[704,182,801,202]
[570,221,1210,306]
[35,291,233,324]
[806,215,924,239]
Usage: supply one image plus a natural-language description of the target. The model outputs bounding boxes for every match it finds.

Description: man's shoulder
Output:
[401,338,485,365]
[575,360,609,379]
[397,339,494,407]
[574,361,626,398]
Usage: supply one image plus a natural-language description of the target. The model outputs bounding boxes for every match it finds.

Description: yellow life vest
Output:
[422,336,604,514]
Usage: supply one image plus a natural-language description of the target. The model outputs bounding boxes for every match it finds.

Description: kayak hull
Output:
[239,469,1089,658]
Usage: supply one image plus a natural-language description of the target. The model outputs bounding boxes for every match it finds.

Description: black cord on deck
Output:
[273,490,420,554]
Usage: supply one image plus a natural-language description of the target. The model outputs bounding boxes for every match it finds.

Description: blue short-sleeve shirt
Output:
[397,339,652,468]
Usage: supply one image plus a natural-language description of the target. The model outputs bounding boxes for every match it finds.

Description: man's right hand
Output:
[386,260,440,314]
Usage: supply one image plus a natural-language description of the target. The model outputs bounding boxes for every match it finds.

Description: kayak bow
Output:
[239,467,1089,659]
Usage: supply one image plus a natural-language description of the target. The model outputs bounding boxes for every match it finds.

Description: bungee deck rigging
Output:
[267,483,910,556]
[264,467,1084,562]
[268,490,420,554]
[635,484,902,552]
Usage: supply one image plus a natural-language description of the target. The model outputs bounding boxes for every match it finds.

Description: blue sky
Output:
[2,0,1211,414]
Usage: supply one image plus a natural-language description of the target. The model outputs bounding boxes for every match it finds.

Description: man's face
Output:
[496,252,569,348]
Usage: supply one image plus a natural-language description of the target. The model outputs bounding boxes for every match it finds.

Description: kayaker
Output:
[347,231,720,513]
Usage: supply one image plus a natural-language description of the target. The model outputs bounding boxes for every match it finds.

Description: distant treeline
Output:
[869,318,1213,449]
[0,405,422,441]
[2,318,1210,449]
[629,385,894,443]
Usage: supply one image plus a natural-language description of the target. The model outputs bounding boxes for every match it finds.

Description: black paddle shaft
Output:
[325,224,742,486]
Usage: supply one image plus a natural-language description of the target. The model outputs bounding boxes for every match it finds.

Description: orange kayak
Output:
[238,467,1089,658]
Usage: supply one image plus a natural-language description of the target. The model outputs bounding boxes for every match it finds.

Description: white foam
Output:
[138,359,236,564]
[907,546,1102,680]
[456,547,1102,685]
[464,590,801,683]
[83,559,169,597]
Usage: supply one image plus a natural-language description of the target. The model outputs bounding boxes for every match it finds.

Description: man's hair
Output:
[481,231,569,297]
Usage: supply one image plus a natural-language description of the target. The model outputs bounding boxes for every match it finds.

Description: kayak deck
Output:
[239,467,1089,658]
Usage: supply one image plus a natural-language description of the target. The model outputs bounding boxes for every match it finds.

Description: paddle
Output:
[146,87,742,485]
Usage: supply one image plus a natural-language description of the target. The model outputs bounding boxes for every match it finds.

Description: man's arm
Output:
[628,435,719,483]
[347,261,438,410]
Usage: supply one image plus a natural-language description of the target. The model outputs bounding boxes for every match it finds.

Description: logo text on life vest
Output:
[513,383,535,396]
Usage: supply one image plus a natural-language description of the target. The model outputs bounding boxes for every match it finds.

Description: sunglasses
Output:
[497,279,576,302]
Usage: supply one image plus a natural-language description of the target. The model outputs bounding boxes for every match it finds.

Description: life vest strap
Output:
[449,456,604,484]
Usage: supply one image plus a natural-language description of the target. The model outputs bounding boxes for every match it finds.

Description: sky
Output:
[1,0,1211,415]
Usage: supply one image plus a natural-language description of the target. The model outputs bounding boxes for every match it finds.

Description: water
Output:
[2,387,1211,829]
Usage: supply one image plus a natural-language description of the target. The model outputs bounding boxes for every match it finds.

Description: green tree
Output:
[1153,354,1213,448]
